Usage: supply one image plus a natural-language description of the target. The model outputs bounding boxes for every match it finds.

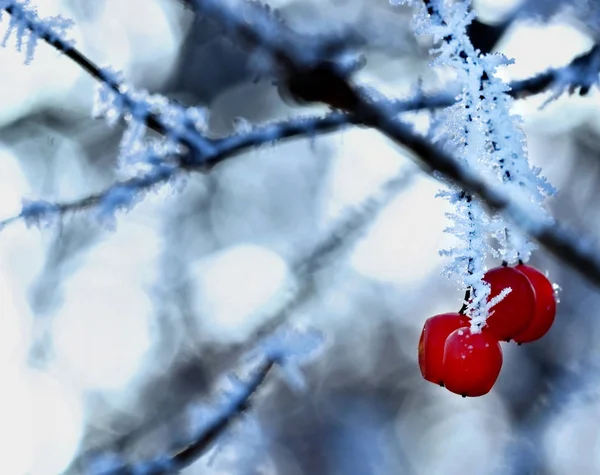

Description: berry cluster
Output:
[418,264,557,397]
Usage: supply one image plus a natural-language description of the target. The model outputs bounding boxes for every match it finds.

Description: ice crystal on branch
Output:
[246,327,324,392]
[427,1,493,326]
[92,66,213,175]
[437,189,491,327]
[19,198,60,228]
[476,53,557,263]
[394,0,556,327]
[0,0,74,64]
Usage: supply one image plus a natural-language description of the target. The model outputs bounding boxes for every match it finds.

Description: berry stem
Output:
[459,287,471,314]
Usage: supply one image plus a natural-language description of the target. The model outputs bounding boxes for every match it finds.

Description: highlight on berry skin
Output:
[418,313,469,387]
[512,264,558,344]
[482,266,536,342]
[442,327,503,398]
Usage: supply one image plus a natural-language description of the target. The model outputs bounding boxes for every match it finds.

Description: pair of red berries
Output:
[418,263,557,397]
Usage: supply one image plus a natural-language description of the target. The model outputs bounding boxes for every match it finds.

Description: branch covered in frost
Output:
[154,358,274,473]
[520,43,600,100]
[63,169,412,474]
[3,0,598,137]
[176,0,600,288]
[477,53,556,263]
[83,357,275,475]
[373,113,600,287]
[80,328,322,475]
[423,0,553,286]
[1,113,356,229]
[5,0,600,288]
[386,43,600,113]
[2,0,597,172]
[0,0,73,64]
[1,162,178,230]
[1,2,215,159]
[411,0,496,326]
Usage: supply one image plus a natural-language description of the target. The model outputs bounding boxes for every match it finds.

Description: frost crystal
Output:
[247,327,324,391]
[476,54,557,263]
[393,0,555,328]
[93,67,215,176]
[20,198,60,228]
[0,0,74,64]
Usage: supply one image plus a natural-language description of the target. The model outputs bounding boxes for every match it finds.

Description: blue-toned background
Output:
[0,0,599,474]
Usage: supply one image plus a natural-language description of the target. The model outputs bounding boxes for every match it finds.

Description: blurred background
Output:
[1,0,600,473]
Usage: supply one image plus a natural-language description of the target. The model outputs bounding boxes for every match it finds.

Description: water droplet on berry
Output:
[552,283,561,304]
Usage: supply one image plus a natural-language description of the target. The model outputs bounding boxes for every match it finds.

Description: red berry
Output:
[443,327,503,397]
[418,313,469,386]
[483,266,536,341]
[513,264,557,343]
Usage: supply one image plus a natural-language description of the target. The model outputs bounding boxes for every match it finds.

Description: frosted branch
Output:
[1,2,215,158]
[83,356,275,475]
[80,326,324,475]
[4,0,600,288]
[61,167,414,474]
[0,0,74,64]
[94,0,591,289]
[385,43,600,113]
[367,111,600,287]
[1,162,178,229]
[0,113,355,229]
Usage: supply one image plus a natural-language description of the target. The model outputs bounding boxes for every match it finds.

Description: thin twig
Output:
[62,166,415,474]
[159,357,275,474]
[78,357,275,475]
[1,113,355,229]
[2,3,215,155]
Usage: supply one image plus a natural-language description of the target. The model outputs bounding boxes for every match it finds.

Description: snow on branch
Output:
[365,107,600,287]
[0,2,215,162]
[417,0,555,273]
[4,0,600,290]
[80,328,322,475]
[0,0,73,64]
[62,168,413,475]
[0,113,355,229]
